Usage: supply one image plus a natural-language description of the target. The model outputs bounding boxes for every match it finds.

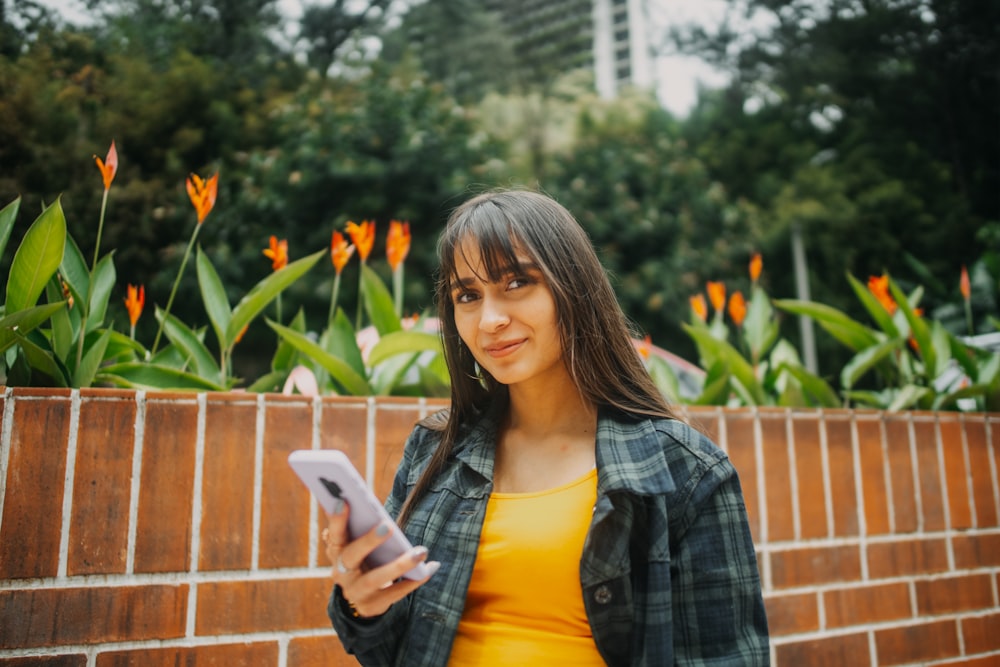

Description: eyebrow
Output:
[450,261,541,291]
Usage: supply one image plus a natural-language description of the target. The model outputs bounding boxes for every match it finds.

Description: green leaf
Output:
[16,333,69,386]
[888,277,936,381]
[325,307,366,377]
[7,199,67,312]
[683,323,766,404]
[226,249,324,346]
[97,362,226,391]
[271,308,307,373]
[887,385,933,411]
[158,307,221,381]
[0,302,66,353]
[45,278,74,362]
[86,253,117,333]
[245,369,289,394]
[841,337,905,390]
[647,355,682,403]
[773,298,880,351]
[73,329,112,388]
[267,319,371,395]
[0,197,21,262]
[58,234,90,308]
[361,263,402,336]
[196,246,232,349]
[847,272,898,337]
[368,330,443,367]
[777,362,842,408]
[694,361,732,406]
[743,286,779,361]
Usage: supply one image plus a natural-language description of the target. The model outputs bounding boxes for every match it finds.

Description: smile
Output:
[483,339,525,358]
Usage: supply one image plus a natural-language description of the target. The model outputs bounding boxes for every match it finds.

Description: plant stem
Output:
[964,300,974,336]
[328,273,341,327]
[152,224,202,354]
[75,188,110,371]
[393,266,403,318]
[355,264,364,331]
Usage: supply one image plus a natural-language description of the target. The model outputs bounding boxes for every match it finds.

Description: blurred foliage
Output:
[0,0,996,389]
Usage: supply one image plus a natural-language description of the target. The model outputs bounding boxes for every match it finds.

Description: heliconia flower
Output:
[728,291,747,327]
[330,231,355,275]
[689,294,708,322]
[263,235,288,271]
[960,265,970,301]
[186,171,219,224]
[345,220,375,262]
[124,284,145,327]
[94,140,118,191]
[386,220,411,272]
[749,253,762,284]
[637,334,652,360]
[706,281,726,313]
[867,274,896,314]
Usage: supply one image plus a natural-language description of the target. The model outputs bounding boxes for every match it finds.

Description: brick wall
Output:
[0,387,997,666]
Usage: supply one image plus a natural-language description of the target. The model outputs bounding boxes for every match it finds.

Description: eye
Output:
[453,289,479,305]
[506,275,534,291]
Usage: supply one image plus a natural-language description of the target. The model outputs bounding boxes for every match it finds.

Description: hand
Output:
[322,498,440,619]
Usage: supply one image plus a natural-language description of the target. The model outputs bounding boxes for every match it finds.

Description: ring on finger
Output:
[336,554,355,575]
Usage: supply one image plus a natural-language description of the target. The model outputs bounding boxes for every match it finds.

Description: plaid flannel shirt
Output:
[329,406,770,666]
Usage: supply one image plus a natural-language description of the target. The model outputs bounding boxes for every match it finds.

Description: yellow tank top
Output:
[447,468,605,666]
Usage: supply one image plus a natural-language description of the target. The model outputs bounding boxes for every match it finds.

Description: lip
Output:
[483,339,525,358]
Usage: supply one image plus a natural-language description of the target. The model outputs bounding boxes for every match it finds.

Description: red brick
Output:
[260,398,315,569]
[932,656,1000,667]
[0,396,71,579]
[962,612,1000,655]
[763,591,819,636]
[68,397,136,576]
[793,417,828,539]
[761,413,795,542]
[373,401,427,501]
[915,574,995,615]
[857,418,891,535]
[913,418,947,531]
[825,416,860,537]
[96,642,279,666]
[875,619,960,665]
[198,397,257,571]
[940,417,974,530]
[0,584,187,649]
[133,399,198,573]
[771,544,862,588]
[868,538,950,579]
[775,631,871,667]
[965,418,999,528]
[825,582,912,628]
[0,657,87,667]
[319,399,368,486]
[724,412,761,542]
[288,635,361,667]
[884,416,919,533]
[195,577,331,635]
[953,533,1000,569]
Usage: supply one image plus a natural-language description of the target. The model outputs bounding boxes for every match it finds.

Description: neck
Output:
[505,377,596,442]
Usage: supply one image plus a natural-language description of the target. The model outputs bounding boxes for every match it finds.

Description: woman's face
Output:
[449,238,567,390]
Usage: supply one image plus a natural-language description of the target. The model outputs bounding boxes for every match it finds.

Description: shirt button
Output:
[594,585,613,604]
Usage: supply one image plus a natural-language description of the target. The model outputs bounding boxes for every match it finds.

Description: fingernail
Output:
[424,561,441,577]
[411,546,429,561]
[376,522,390,536]
[332,498,345,515]
[321,528,329,542]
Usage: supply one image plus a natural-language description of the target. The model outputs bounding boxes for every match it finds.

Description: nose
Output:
[478,294,510,333]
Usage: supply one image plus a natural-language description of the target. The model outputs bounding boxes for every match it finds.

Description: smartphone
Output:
[287,449,430,580]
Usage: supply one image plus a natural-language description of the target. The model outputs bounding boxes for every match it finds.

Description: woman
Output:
[323,190,770,666]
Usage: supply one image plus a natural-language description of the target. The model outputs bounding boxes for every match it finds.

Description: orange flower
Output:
[637,334,652,360]
[124,284,144,327]
[749,253,762,283]
[263,235,288,271]
[345,220,375,262]
[706,281,726,313]
[728,291,747,327]
[186,171,219,224]
[960,265,970,301]
[330,231,355,275]
[386,220,411,272]
[94,140,118,191]
[867,274,896,314]
[689,294,708,322]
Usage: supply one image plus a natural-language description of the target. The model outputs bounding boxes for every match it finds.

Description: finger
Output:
[323,498,349,565]
[347,556,441,618]
[337,518,394,574]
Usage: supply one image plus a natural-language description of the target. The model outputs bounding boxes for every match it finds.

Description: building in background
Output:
[482,0,657,98]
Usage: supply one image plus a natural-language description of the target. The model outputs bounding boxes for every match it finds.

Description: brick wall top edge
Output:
[0,387,994,418]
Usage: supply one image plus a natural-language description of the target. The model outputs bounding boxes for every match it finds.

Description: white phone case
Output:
[287,449,430,580]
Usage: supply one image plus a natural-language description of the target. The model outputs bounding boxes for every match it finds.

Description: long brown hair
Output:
[397,190,673,527]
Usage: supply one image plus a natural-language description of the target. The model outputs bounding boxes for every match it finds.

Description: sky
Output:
[33,0,732,116]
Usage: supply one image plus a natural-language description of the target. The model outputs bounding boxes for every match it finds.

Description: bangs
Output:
[439,199,535,286]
